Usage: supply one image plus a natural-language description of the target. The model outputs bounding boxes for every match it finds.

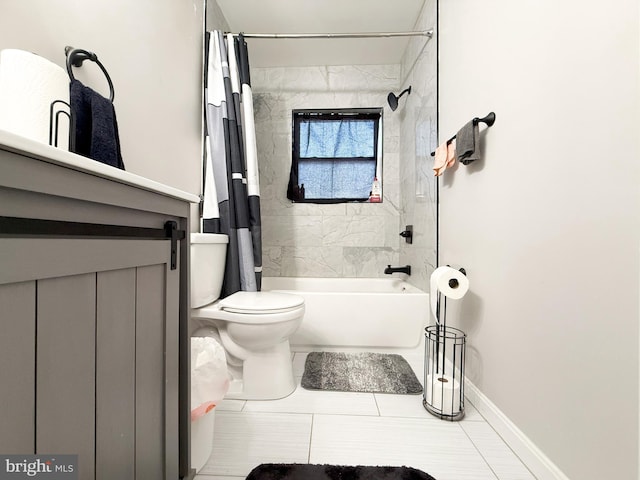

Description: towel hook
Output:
[65,46,115,102]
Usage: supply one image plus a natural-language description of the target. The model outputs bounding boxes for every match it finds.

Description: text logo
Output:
[0,456,77,479]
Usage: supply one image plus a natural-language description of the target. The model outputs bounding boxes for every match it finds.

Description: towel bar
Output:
[65,46,115,102]
[430,112,496,156]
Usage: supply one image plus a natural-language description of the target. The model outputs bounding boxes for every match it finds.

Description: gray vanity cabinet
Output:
[0,142,195,480]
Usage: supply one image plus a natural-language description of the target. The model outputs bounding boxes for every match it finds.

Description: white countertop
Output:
[0,129,200,203]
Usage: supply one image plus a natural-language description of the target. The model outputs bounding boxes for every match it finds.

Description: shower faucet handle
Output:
[399,225,413,244]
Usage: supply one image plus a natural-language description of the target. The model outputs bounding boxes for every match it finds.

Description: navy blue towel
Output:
[70,79,125,170]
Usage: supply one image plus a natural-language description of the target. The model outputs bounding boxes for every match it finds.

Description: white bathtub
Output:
[262,277,429,349]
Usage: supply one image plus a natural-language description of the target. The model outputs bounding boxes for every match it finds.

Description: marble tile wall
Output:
[250,12,437,286]
[251,65,404,278]
[397,0,438,292]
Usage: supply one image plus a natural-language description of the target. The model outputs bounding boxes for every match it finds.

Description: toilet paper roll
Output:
[425,374,461,415]
[430,266,469,321]
[0,49,70,149]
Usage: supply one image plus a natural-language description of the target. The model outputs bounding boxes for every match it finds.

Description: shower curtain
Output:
[203,31,262,297]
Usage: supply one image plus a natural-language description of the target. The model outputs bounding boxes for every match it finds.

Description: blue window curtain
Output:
[298,159,376,199]
[300,119,375,158]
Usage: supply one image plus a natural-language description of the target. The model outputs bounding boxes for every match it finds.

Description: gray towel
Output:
[455,120,480,165]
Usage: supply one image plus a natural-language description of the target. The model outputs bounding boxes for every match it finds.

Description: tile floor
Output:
[194,352,536,480]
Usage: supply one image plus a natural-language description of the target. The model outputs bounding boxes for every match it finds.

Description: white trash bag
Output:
[191,336,229,473]
[191,336,230,421]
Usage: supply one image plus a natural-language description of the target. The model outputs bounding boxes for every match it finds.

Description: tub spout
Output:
[384,265,411,275]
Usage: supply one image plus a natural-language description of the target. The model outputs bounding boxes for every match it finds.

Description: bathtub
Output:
[262,277,429,349]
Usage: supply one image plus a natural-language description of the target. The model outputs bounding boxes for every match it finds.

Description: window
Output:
[287,108,382,203]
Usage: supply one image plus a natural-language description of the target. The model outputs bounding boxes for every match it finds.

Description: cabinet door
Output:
[0,238,180,480]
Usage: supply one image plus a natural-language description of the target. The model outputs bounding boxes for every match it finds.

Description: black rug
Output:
[246,464,436,480]
[301,352,423,394]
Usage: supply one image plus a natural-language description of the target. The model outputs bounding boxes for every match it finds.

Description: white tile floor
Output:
[194,352,536,480]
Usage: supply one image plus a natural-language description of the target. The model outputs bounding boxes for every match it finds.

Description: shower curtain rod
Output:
[229,30,433,39]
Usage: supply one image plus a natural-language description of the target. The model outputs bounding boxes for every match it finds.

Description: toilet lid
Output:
[219,291,304,314]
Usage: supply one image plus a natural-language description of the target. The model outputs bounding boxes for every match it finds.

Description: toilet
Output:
[190,233,304,400]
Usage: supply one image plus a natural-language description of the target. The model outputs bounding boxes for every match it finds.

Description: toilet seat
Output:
[219,291,304,314]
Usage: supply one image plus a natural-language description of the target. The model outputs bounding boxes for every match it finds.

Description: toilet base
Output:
[224,341,296,400]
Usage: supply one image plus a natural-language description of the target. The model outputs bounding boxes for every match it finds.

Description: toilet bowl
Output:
[190,233,304,400]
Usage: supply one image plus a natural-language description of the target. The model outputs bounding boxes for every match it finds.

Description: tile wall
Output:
[251,65,403,278]
[398,0,438,292]
[251,0,437,290]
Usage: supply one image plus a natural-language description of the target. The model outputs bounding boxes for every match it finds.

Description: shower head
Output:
[387,86,412,111]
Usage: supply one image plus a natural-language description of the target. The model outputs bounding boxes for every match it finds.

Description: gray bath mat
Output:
[301,352,422,394]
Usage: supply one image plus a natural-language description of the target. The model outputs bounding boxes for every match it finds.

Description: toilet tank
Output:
[190,233,229,308]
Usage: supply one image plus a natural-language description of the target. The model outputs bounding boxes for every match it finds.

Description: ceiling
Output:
[215,0,427,68]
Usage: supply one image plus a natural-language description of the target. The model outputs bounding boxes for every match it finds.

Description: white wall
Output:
[439,1,640,478]
[206,0,230,32]
[0,0,204,197]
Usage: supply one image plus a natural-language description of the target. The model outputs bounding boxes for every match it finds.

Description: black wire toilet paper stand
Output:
[423,267,467,421]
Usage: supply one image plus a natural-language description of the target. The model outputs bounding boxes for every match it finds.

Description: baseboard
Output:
[465,379,570,480]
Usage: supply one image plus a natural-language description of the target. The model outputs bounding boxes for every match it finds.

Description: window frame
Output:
[287,108,383,204]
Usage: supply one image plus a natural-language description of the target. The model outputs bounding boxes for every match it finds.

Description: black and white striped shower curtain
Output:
[203,31,262,297]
